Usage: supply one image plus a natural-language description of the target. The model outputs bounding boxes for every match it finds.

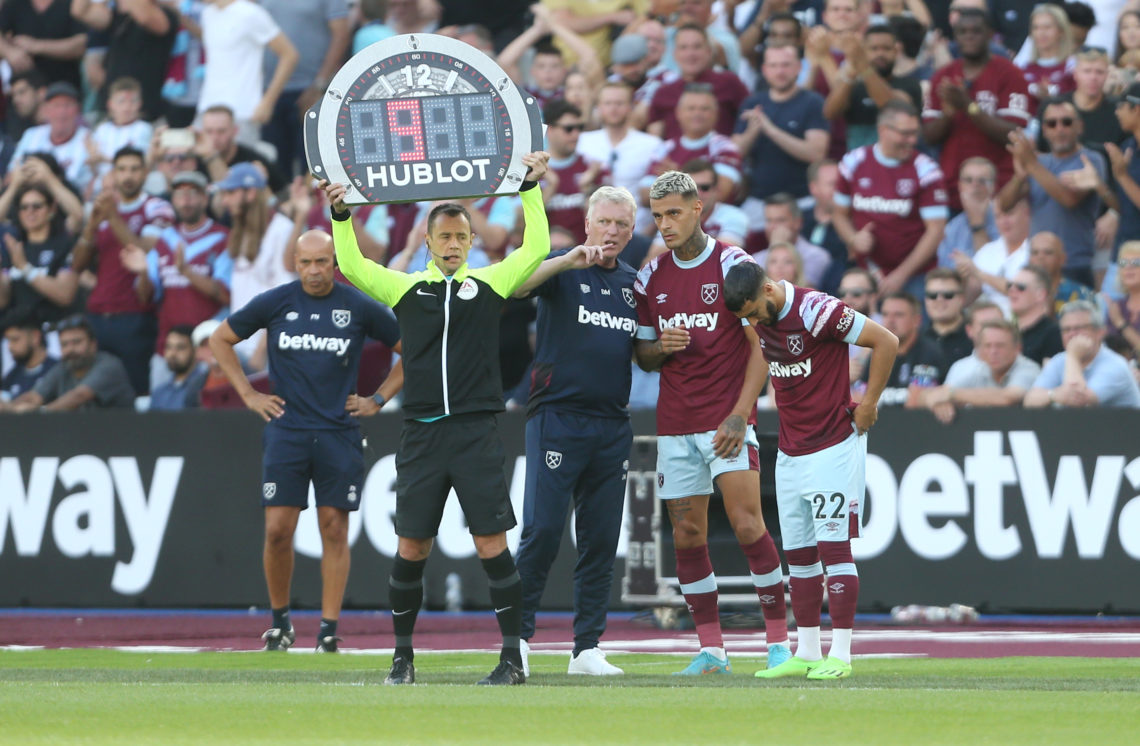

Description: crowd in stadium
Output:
[1,0,1139,414]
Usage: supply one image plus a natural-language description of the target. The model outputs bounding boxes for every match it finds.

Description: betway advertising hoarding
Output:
[1,410,1137,612]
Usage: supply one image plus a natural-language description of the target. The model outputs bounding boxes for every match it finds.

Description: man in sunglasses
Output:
[999,99,1105,288]
[543,99,604,246]
[921,268,973,365]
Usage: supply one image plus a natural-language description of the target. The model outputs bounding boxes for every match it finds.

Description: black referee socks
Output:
[482,549,523,667]
[389,555,426,661]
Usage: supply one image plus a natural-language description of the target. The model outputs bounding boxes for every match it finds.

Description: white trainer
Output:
[520,639,531,678]
[567,647,623,675]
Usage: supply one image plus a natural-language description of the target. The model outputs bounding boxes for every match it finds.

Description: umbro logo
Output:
[757,594,776,604]
[580,283,591,293]
[829,582,845,594]
[286,311,299,321]
[656,293,668,303]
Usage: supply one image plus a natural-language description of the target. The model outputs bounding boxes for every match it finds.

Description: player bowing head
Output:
[724,260,782,325]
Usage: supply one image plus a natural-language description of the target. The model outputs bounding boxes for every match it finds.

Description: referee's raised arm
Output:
[321,180,409,308]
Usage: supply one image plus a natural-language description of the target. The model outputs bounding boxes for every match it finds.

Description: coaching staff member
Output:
[323,151,552,686]
[513,186,640,677]
[210,230,403,653]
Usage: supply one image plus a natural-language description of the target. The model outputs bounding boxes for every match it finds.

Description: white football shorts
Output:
[656,427,760,500]
[775,428,866,550]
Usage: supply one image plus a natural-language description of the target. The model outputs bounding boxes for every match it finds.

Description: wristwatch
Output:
[967,102,981,116]
[371,393,386,408]
[969,224,986,232]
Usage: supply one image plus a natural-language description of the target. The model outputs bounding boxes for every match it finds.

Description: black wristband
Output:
[520,180,538,192]
[330,206,351,222]
[969,224,985,232]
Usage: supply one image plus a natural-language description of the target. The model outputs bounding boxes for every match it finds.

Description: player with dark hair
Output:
[323,151,552,686]
[724,260,898,679]
[209,230,402,654]
[634,170,788,675]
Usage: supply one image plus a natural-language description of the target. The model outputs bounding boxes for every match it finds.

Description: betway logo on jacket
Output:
[658,312,719,332]
[853,194,912,216]
[278,332,351,356]
[578,305,636,334]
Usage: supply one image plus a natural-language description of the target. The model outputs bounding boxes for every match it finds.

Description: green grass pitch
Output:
[1,650,1137,745]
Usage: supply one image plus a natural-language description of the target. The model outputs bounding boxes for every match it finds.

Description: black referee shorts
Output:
[395,413,515,538]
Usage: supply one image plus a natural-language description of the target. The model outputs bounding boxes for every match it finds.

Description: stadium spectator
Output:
[922,268,974,365]
[916,319,1042,422]
[803,0,866,159]
[1026,230,1097,314]
[542,100,601,245]
[0,313,56,401]
[1105,241,1140,363]
[73,146,174,395]
[999,100,1104,287]
[607,34,653,93]
[0,0,85,90]
[71,0,178,122]
[734,44,829,224]
[1042,45,1122,158]
[260,0,350,181]
[384,0,440,37]
[802,160,849,295]
[0,181,82,330]
[641,83,743,205]
[513,187,639,678]
[577,82,662,216]
[752,194,832,288]
[839,266,882,382]
[954,197,1030,315]
[1008,264,1064,364]
[681,158,747,248]
[1018,4,1076,104]
[498,5,602,111]
[1025,299,1140,407]
[147,325,207,410]
[194,105,286,194]
[0,315,134,412]
[923,8,1031,210]
[822,24,924,149]
[936,157,1000,268]
[216,163,296,370]
[210,228,402,653]
[865,291,947,406]
[0,154,83,232]
[88,77,154,187]
[664,0,744,74]
[634,170,788,677]
[544,0,637,67]
[1115,10,1140,66]
[196,0,298,144]
[762,241,807,286]
[351,0,394,53]
[739,11,807,79]
[1103,84,1140,298]
[643,25,748,141]
[120,170,230,391]
[726,256,899,682]
[834,100,949,298]
[10,82,92,193]
[159,0,208,128]
[326,152,552,686]
[6,70,47,143]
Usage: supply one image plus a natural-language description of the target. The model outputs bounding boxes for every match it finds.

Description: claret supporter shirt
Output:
[227,281,399,430]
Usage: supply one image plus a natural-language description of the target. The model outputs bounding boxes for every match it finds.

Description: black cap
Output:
[1125,82,1140,106]
[44,82,79,102]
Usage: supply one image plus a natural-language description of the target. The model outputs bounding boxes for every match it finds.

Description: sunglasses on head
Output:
[925,290,960,300]
[1043,117,1075,128]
